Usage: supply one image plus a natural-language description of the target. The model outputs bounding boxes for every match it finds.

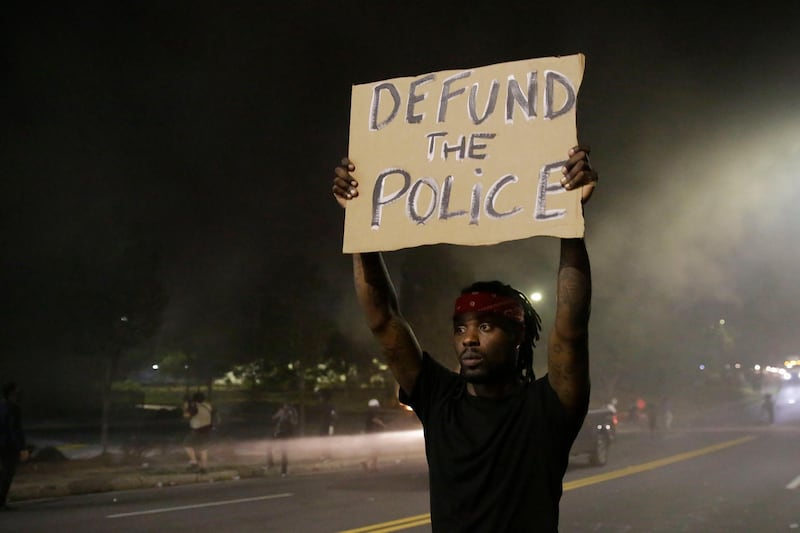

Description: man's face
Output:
[453,311,520,384]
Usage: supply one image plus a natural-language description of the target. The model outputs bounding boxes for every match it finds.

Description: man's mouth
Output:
[460,352,483,367]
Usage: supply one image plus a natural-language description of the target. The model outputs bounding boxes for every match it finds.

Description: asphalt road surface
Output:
[7,384,800,532]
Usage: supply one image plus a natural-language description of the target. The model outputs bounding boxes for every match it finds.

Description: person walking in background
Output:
[319,392,337,437]
[646,399,658,437]
[660,396,673,430]
[761,393,775,424]
[0,382,30,510]
[268,402,298,476]
[182,391,214,474]
[318,392,337,461]
[362,398,386,472]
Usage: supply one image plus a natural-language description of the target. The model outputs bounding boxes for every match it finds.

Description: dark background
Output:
[3,1,799,413]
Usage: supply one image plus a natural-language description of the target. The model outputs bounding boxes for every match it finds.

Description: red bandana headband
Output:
[454,291,525,324]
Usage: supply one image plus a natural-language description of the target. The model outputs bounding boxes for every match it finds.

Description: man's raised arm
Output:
[547,238,591,417]
[333,158,422,395]
[546,145,598,418]
[352,252,422,395]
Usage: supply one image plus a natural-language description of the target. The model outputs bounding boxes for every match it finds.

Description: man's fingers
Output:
[332,160,360,211]
[569,144,591,158]
[561,146,598,189]
[334,163,358,186]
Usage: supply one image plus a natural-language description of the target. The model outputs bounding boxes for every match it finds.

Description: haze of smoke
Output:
[215,429,425,467]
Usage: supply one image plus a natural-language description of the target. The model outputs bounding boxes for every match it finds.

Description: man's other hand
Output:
[332,157,359,208]
[561,145,599,205]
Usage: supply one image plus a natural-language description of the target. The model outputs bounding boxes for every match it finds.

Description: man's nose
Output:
[462,327,479,346]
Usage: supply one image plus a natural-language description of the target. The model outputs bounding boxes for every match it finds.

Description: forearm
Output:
[352,252,401,332]
[555,238,592,337]
[352,252,422,394]
[547,238,592,415]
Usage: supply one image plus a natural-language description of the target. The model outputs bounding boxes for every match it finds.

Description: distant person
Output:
[646,400,658,436]
[319,393,337,437]
[268,402,298,476]
[0,381,30,510]
[318,392,337,461]
[660,397,673,430]
[182,391,214,474]
[606,397,618,414]
[362,398,386,472]
[761,393,775,424]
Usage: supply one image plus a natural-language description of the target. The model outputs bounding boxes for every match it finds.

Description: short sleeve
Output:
[399,352,461,426]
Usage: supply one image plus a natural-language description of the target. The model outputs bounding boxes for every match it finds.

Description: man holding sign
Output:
[332,141,597,531]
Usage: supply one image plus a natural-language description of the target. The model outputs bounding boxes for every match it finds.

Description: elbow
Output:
[553,320,590,344]
[365,308,400,336]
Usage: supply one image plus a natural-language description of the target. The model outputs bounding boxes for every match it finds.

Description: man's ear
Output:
[513,325,526,347]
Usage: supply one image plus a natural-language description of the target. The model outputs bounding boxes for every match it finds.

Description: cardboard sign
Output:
[343,54,585,253]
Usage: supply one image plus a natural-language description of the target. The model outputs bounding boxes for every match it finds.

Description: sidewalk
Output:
[9,430,427,504]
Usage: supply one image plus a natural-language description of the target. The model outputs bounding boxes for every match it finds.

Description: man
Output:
[362,398,386,472]
[182,391,214,474]
[268,402,298,476]
[0,381,30,510]
[332,145,597,532]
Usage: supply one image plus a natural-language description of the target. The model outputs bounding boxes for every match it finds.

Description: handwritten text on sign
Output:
[343,54,585,253]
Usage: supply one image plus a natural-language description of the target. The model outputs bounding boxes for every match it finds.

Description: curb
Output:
[9,455,405,503]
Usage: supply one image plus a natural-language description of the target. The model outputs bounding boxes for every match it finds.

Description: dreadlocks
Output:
[458,281,542,383]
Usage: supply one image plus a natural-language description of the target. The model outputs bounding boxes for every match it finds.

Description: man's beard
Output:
[459,359,516,384]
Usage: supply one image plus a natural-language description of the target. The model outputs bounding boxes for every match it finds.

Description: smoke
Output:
[217,430,426,467]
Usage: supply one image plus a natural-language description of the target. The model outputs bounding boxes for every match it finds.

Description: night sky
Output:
[3,2,800,393]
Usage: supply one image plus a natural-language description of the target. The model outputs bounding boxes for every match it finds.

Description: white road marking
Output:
[106,492,293,518]
[787,475,800,490]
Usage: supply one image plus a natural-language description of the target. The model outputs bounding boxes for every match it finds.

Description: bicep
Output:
[373,313,423,396]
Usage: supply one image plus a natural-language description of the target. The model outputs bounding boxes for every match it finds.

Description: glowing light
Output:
[529,292,542,303]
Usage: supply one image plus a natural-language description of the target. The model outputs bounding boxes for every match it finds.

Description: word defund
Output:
[369,70,576,131]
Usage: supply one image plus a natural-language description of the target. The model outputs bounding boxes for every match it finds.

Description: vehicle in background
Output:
[570,406,618,466]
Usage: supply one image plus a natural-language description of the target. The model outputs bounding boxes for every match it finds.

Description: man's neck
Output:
[466,379,521,399]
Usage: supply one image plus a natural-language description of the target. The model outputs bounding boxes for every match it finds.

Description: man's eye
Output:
[479,323,492,331]
[454,326,466,334]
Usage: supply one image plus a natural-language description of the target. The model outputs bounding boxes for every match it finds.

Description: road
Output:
[8,383,800,532]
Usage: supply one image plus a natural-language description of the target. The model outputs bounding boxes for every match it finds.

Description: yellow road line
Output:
[338,514,431,533]
[338,435,756,532]
[360,518,432,533]
[563,435,756,491]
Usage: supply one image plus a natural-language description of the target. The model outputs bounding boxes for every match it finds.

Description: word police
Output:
[370,162,566,229]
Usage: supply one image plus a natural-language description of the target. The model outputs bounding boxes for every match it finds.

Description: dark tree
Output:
[64,238,167,453]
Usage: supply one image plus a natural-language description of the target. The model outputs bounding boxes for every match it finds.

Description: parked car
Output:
[570,406,618,466]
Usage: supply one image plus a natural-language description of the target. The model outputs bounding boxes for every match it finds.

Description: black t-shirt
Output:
[400,353,582,533]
